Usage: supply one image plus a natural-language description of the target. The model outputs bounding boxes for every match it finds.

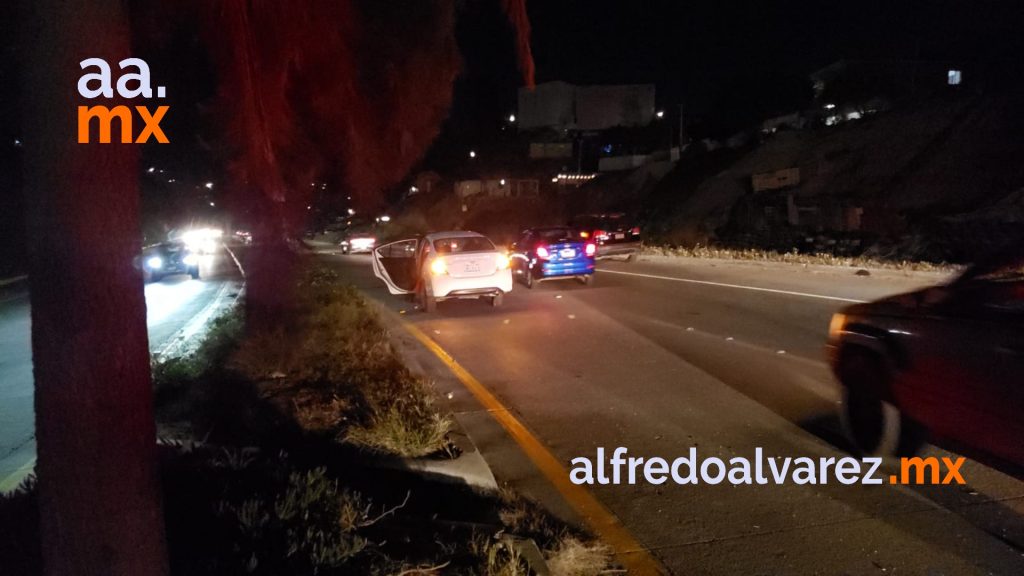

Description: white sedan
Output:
[371,231,513,311]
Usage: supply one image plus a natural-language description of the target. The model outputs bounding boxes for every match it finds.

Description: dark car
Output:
[141,241,200,283]
[511,227,595,288]
[338,225,378,254]
[570,213,641,261]
[826,251,1024,475]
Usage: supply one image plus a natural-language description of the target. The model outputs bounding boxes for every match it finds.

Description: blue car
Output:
[511,227,595,288]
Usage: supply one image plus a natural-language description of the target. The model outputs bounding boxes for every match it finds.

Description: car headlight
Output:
[183,254,199,266]
[828,313,847,341]
[495,253,510,270]
[430,258,447,276]
[350,237,376,250]
[146,256,163,270]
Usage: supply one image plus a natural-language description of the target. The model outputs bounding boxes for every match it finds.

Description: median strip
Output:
[400,321,667,575]
[598,268,866,303]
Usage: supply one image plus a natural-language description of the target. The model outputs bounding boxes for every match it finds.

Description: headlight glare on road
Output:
[430,258,447,276]
[146,256,163,270]
[828,313,847,341]
[495,253,510,270]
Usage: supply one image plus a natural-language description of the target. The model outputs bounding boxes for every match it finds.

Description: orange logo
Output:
[76,58,169,144]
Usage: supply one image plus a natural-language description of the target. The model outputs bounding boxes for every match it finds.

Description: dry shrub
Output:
[645,244,955,272]
[544,536,613,576]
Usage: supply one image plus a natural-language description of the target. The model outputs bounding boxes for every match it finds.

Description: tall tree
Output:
[21,0,169,574]
[202,0,534,323]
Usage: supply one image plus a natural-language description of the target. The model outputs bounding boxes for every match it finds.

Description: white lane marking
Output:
[154,280,239,360]
[597,269,866,303]
[224,245,246,277]
[0,455,36,493]
[0,275,28,288]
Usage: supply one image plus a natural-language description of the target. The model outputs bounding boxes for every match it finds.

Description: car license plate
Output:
[463,262,480,273]
[614,233,625,240]
[560,248,576,258]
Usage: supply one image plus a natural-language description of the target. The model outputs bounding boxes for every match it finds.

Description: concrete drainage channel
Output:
[368,301,571,575]
[368,300,499,491]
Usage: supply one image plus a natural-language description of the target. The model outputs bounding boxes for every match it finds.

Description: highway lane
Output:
[327,252,1024,576]
[0,250,241,491]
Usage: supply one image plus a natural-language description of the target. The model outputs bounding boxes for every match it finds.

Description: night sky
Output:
[447,0,1023,139]
[2,0,1022,270]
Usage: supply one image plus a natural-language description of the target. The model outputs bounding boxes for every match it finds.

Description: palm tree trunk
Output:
[21,1,169,574]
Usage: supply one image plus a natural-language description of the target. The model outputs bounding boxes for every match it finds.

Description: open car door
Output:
[371,239,418,295]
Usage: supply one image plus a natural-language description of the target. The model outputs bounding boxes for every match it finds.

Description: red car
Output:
[827,250,1024,477]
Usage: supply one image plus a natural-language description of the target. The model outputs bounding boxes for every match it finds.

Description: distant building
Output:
[810,59,963,108]
[517,81,656,132]
[455,179,539,199]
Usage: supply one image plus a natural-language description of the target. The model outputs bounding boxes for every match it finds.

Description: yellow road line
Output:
[403,322,667,575]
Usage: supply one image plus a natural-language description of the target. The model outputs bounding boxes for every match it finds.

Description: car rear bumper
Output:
[596,240,641,258]
[432,269,513,298]
[540,259,594,277]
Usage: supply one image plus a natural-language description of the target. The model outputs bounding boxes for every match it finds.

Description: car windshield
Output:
[433,236,495,254]
[535,228,577,243]
[574,215,628,230]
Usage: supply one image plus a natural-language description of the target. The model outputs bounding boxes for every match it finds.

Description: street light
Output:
[655,110,665,119]
[204,182,214,189]
[469,150,477,159]
[508,114,516,123]
[380,215,391,223]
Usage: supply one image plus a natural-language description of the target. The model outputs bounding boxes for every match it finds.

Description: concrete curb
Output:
[367,299,499,492]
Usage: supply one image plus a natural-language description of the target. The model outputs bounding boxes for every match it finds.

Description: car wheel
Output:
[838,348,925,457]
[491,292,504,307]
[522,267,534,289]
[419,281,436,313]
[578,274,593,285]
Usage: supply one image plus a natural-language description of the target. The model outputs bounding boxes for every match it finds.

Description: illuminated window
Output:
[948,69,962,86]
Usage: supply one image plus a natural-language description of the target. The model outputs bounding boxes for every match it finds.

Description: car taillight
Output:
[430,258,447,275]
[631,227,641,235]
[495,253,510,270]
[585,243,596,256]
[594,229,608,241]
[536,246,551,259]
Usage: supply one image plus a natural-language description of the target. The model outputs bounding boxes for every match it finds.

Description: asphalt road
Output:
[0,250,241,491]
[326,251,1024,576]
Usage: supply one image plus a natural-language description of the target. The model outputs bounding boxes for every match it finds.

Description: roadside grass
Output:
[0,265,619,575]
[644,244,958,273]
[228,267,453,457]
[153,266,452,457]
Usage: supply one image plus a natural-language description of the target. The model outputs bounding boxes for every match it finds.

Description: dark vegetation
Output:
[2,262,612,575]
